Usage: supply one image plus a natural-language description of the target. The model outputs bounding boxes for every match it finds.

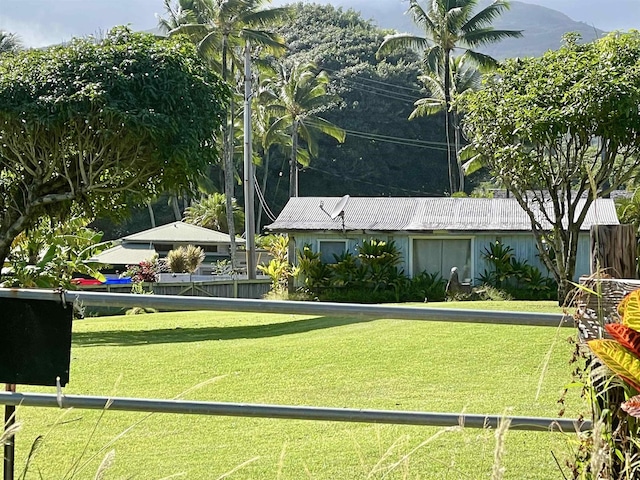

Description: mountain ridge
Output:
[275,0,608,59]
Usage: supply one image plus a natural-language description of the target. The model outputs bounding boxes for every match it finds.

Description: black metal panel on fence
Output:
[0,297,72,386]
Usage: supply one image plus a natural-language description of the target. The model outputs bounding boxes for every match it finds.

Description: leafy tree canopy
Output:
[461,32,640,302]
[0,27,229,268]
[265,3,449,211]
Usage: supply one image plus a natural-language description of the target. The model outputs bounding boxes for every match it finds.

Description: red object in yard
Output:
[70,278,103,286]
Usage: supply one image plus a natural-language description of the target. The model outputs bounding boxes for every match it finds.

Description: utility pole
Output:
[243,42,256,279]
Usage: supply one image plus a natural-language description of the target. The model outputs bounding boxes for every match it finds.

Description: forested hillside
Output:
[275,0,606,59]
[96,3,451,238]
[262,4,449,211]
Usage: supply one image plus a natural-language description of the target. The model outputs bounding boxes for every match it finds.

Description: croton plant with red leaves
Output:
[588,290,640,415]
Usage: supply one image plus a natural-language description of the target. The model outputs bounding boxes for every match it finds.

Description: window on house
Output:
[153,243,173,252]
[318,240,348,264]
[413,238,472,282]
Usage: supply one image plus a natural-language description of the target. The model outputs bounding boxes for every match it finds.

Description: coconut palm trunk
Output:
[443,52,457,193]
[224,98,238,269]
[221,34,238,269]
[289,120,299,198]
[376,0,522,195]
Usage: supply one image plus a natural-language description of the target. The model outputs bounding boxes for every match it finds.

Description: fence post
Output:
[590,224,636,278]
[3,384,15,480]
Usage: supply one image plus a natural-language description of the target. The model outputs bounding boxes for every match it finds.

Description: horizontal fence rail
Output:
[0,288,572,327]
[0,392,590,432]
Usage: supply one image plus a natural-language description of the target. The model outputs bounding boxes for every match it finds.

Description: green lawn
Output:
[12,301,585,479]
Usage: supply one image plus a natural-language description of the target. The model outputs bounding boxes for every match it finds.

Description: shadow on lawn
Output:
[72,315,379,347]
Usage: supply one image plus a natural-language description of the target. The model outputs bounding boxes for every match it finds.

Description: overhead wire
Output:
[302,164,444,196]
[253,174,277,222]
[338,81,420,103]
[342,129,448,151]
[304,118,450,151]
[320,65,425,95]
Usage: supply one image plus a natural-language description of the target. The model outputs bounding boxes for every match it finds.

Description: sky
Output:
[0,0,638,48]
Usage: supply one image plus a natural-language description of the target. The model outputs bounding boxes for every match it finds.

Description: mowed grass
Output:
[13,301,585,479]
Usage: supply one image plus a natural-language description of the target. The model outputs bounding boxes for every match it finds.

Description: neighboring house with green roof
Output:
[90,221,246,275]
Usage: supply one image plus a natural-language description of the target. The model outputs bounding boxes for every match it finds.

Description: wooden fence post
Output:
[590,224,637,279]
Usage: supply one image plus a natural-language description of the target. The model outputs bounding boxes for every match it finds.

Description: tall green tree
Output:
[377,0,521,193]
[410,56,481,192]
[159,0,290,268]
[0,31,22,54]
[0,27,229,273]
[183,192,245,233]
[462,32,640,303]
[262,62,346,197]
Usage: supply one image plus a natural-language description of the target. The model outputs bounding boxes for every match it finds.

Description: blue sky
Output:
[1,0,638,48]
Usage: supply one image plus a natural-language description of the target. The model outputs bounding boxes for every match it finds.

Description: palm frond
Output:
[306,116,346,143]
[462,1,511,32]
[408,0,437,32]
[409,97,445,119]
[242,6,294,28]
[377,34,430,59]
[241,29,287,55]
[462,48,500,70]
[0,30,23,54]
[264,116,293,147]
[462,27,523,48]
[445,6,467,35]
[298,122,319,158]
[424,44,444,73]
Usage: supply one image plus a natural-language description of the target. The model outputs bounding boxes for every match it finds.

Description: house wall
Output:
[290,231,592,284]
[473,233,591,281]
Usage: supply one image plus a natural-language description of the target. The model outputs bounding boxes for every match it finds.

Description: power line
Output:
[254,175,277,222]
[303,164,444,196]
[320,65,425,95]
[304,118,450,151]
[342,128,449,149]
[340,82,420,104]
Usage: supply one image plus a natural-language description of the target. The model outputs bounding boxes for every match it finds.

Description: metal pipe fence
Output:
[0,392,590,432]
[0,285,583,479]
[0,288,572,327]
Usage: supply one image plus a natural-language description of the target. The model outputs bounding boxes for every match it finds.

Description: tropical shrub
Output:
[184,245,206,273]
[167,249,189,273]
[406,271,447,302]
[296,244,331,291]
[2,215,109,288]
[166,245,205,274]
[479,241,556,300]
[295,239,446,303]
[124,256,162,283]
[258,235,295,294]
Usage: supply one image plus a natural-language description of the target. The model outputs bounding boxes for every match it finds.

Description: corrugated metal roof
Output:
[266,197,619,232]
[123,221,245,244]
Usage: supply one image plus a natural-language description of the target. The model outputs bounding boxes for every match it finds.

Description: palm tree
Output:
[377,0,522,193]
[159,0,290,268]
[410,56,481,192]
[0,31,22,54]
[183,192,245,233]
[262,62,346,198]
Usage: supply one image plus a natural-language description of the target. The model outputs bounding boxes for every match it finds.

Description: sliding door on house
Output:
[412,238,472,282]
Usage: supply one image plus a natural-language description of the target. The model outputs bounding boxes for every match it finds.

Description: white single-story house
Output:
[266,197,620,284]
[90,221,246,275]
